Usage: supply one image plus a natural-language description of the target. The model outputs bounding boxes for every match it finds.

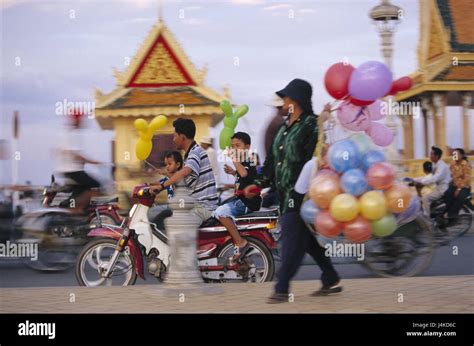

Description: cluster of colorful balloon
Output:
[324,61,412,147]
[300,137,413,243]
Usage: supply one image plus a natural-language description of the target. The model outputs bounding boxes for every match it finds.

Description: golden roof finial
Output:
[158,0,163,23]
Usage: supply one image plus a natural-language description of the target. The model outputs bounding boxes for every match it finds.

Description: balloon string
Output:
[144,160,158,170]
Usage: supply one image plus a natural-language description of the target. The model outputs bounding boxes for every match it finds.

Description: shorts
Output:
[212,198,248,221]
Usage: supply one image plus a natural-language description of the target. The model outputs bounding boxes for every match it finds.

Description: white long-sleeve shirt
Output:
[415,159,451,191]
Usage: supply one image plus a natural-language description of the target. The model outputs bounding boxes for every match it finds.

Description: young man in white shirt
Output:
[414,146,451,217]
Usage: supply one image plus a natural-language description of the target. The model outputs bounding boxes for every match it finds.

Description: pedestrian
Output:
[442,148,471,221]
[244,78,341,304]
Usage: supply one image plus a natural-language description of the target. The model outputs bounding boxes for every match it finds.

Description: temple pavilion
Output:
[93,18,228,194]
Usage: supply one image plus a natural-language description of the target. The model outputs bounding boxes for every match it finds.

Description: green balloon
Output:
[220,100,233,117]
[235,104,249,118]
[223,115,238,128]
[219,128,234,150]
[371,214,397,237]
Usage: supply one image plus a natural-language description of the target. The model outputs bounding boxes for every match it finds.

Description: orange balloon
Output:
[343,216,372,243]
[384,183,412,213]
[315,211,343,238]
[367,162,395,190]
[309,175,341,209]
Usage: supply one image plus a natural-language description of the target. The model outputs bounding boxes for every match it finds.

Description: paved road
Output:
[1,234,473,288]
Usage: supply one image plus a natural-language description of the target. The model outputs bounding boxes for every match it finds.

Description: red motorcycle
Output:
[75,184,279,286]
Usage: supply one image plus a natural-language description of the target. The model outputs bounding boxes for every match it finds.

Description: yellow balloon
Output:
[359,191,387,220]
[136,139,152,160]
[134,118,148,132]
[330,193,360,222]
[134,115,167,160]
[149,115,167,131]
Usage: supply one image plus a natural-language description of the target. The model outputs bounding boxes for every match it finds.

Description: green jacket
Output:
[255,112,318,214]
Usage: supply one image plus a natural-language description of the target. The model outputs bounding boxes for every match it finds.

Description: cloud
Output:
[231,0,265,5]
[298,8,316,14]
[183,6,202,11]
[181,18,206,26]
[263,4,290,11]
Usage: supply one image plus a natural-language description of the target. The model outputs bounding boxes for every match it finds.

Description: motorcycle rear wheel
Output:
[217,237,275,283]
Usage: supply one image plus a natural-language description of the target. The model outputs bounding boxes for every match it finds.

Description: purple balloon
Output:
[365,122,394,147]
[348,61,393,101]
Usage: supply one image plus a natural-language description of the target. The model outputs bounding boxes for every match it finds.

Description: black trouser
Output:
[443,185,471,217]
[275,211,339,294]
[63,171,101,203]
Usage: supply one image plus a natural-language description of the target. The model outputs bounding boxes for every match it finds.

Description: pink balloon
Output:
[366,122,394,147]
[337,101,371,132]
[366,100,384,121]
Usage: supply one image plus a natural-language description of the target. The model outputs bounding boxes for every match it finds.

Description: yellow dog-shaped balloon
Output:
[134,115,167,160]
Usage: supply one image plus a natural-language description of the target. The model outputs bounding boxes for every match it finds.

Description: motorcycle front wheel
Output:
[75,238,137,287]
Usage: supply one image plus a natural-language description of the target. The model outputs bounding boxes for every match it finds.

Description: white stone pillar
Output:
[462,92,472,152]
[164,181,203,285]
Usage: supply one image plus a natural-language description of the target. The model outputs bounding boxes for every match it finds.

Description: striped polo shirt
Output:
[184,142,219,210]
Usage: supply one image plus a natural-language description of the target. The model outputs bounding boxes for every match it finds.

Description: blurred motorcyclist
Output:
[57,109,102,217]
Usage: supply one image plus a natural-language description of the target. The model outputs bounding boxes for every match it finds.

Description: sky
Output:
[0,0,472,185]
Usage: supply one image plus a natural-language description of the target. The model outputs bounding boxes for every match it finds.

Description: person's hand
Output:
[224,164,235,175]
[319,103,332,122]
[149,184,164,195]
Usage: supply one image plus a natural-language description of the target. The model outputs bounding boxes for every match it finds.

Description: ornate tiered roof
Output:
[94,19,227,129]
[396,0,474,101]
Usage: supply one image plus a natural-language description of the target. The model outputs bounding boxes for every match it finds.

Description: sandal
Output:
[230,241,252,263]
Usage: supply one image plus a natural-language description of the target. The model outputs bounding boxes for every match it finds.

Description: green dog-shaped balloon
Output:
[219,100,249,150]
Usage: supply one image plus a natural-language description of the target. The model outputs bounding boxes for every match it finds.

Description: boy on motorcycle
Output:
[214,132,262,261]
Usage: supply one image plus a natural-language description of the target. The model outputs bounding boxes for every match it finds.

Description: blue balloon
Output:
[361,150,386,172]
[300,199,320,225]
[328,139,361,173]
[341,168,369,196]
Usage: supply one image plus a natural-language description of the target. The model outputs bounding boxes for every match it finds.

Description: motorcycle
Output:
[42,174,122,227]
[14,174,124,271]
[75,184,279,286]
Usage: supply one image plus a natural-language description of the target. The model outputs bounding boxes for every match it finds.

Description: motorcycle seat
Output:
[199,207,280,228]
[235,208,279,219]
[91,196,119,205]
[200,217,220,228]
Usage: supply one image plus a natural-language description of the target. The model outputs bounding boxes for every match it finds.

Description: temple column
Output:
[462,92,472,152]
[432,93,448,156]
[421,97,432,157]
[401,107,414,159]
